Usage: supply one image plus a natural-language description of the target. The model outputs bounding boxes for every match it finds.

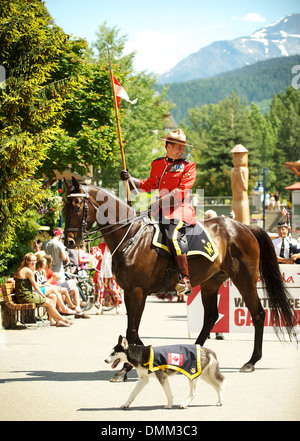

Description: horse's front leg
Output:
[110,288,146,383]
[195,276,224,346]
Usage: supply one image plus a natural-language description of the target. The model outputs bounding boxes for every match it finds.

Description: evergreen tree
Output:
[89,22,173,194]
[269,86,300,192]
[249,103,277,191]
[92,21,136,72]
[187,93,255,196]
[0,0,78,256]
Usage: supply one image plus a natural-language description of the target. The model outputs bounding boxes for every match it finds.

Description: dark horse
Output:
[64,177,297,381]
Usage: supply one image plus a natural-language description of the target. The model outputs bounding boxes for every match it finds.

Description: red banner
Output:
[187,265,300,337]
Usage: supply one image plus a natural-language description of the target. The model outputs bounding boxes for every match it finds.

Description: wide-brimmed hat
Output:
[159,128,192,147]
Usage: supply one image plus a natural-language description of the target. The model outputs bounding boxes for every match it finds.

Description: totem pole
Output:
[231,144,250,224]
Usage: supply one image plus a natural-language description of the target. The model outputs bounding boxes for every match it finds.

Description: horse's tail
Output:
[246,224,298,342]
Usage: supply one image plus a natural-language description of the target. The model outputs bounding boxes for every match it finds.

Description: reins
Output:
[66,185,150,246]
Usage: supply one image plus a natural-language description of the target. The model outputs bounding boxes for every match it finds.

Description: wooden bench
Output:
[1,282,39,329]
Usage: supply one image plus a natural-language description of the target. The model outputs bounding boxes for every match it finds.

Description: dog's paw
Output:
[179,403,188,409]
[121,403,129,410]
[216,401,223,407]
[164,404,173,409]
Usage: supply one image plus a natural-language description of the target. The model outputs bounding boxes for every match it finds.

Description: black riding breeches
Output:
[160,220,190,256]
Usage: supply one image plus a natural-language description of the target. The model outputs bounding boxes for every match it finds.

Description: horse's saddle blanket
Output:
[145,344,202,380]
[151,221,218,262]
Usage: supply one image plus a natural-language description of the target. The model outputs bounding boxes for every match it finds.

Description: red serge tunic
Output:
[139,157,196,225]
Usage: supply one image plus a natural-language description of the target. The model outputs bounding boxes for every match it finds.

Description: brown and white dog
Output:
[105,336,225,409]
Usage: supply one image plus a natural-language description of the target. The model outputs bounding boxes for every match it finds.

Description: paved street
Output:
[1,295,299,422]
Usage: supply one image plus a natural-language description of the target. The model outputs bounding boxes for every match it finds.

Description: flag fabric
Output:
[167,352,183,366]
[148,345,202,380]
[113,76,137,108]
[281,207,288,216]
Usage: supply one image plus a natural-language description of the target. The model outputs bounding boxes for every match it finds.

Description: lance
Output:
[107,45,131,205]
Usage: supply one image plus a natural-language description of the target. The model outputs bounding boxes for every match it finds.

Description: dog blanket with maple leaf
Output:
[145,344,202,380]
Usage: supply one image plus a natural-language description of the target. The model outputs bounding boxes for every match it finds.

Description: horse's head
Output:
[64,177,135,249]
[64,177,97,249]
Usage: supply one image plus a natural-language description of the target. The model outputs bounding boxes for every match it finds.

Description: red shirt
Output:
[91,242,106,284]
[139,157,196,225]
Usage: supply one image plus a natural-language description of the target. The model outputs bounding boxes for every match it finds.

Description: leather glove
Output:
[149,192,178,213]
[120,169,131,181]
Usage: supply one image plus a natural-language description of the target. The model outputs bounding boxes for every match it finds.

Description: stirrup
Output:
[175,277,192,296]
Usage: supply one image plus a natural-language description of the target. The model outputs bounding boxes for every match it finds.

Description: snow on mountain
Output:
[157,14,300,84]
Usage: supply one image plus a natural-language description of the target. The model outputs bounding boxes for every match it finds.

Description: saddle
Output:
[151,221,219,262]
[148,221,218,293]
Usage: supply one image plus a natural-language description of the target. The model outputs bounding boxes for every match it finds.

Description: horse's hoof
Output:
[110,372,128,382]
[240,363,255,373]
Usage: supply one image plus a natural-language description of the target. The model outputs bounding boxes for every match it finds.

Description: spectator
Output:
[42,228,89,317]
[42,228,69,281]
[272,221,298,264]
[32,238,42,252]
[91,242,105,305]
[94,241,122,315]
[269,193,275,210]
[78,242,90,274]
[265,193,270,210]
[14,253,72,327]
[44,254,90,318]
[274,191,280,210]
[67,248,79,273]
[204,209,224,340]
[35,257,75,315]
[295,227,300,247]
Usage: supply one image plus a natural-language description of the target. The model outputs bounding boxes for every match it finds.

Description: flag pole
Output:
[107,45,131,205]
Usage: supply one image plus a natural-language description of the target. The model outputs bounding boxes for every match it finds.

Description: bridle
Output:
[66,185,147,244]
[66,186,99,242]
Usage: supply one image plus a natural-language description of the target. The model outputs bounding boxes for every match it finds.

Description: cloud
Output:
[125,29,196,74]
[243,13,266,22]
[232,13,266,23]
[124,25,226,75]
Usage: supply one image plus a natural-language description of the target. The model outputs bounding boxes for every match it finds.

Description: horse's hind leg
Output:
[231,276,265,373]
[195,273,227,346]
[240,291,265,372]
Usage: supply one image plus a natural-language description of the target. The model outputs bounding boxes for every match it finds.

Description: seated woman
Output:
[78,242,90,273]
[34,257,75,315]
[44,254,87,317]
[14,253,73,327]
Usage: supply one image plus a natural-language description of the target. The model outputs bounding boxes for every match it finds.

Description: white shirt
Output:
[99,247,113,278]
[272,236,297,259]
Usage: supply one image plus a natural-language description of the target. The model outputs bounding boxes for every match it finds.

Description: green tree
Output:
[268,86,300,193]
[0,0,79,262]
[101,73,172,190]
[89,22,173,194]
[92,21,136,71]
[37,60,125,179]
[249,103,278,191]
[186,93,255,196]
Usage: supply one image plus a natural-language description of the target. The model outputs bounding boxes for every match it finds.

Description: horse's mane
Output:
[85,183,136,218]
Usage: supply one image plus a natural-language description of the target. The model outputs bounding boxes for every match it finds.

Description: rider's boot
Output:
[174,254,192,296]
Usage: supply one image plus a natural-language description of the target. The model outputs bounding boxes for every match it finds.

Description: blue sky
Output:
[44,0,300,74]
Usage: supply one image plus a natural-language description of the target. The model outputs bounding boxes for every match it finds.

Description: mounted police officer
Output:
[120,128,196,295]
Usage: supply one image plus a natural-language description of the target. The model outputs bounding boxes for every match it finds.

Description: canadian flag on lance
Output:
[281,207,288,217]
[168,352,183,366]
[113,76,137,108]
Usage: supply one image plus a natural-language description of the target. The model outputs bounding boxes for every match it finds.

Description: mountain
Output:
[157,14,300,85]
[158,55,300,122]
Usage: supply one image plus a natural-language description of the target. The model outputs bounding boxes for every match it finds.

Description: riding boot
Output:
[174,255,192,295]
